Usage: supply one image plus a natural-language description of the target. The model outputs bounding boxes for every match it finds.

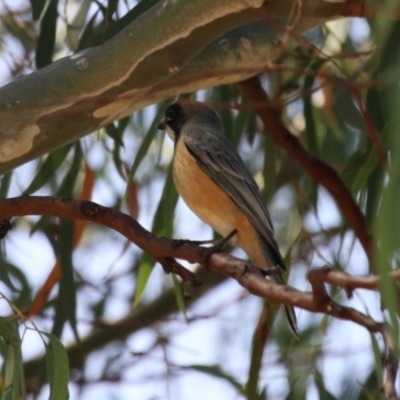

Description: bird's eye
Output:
[166,104,178,121]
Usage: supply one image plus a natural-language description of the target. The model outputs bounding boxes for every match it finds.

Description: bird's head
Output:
[157,101,223,142]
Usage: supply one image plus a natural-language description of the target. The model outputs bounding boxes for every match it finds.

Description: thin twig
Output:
[241,76,373,265]
[158,257,202,301]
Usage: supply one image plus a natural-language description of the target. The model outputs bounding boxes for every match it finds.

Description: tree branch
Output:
[0,196,396,399]
[241,76,373,264]
[1,0,397,174]
[0,196,390,316]
[339,0,400,19]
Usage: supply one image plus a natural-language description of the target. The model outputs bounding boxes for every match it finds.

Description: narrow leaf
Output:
[44,333,69,400]
[0,317,20,348]
[52,219,79,341]
[30,0,48,20]
[105,122,125,147]
[184,364,245,395]
[56,142,82,197]
[133,166,178,305]
[171,274,186,318]
[84,0,161,47]
[0,318,23,400]
[36,0,59,68]
[126,106,165,192]
[66,0,92,51]
[23,144,71,195]
[0,172,12,200]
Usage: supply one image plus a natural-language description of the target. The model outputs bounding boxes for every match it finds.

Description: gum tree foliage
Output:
[0,0,399,399]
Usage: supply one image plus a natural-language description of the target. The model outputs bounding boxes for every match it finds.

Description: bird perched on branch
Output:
[157,100,298,338]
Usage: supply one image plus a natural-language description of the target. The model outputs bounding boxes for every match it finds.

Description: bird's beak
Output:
[157,120,166,130]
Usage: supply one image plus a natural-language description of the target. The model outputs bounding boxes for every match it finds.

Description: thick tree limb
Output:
[0,0,394,174]
[0,1,264,173]
[241,76,373,263]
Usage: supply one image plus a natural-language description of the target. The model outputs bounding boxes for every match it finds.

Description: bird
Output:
[157,100,298,337]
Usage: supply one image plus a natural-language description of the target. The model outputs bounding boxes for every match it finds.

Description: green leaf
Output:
[351,149,379,196]
[210,85,234,144]
[303,64,322,155]
[133,255,154,307]
[133,165,179,305]
[184,364,245,395]
[334,87,366,132]
[23,144,72,195]
[44,333,69,400]
[52,219,78,341]
[0,317,20,349]
[261,133,276,203]
[0,317,21,347]
[151,166,179,237]
[109,116,130,180]
[0,172,12,200]
[30,142,82,236]
[314,370,337,400]
[171,274,187,318]
[232,108,250,148]
[355,368,382,400]
[78,8,99,50]
[83,0,161,48]
[365,165,385,231]
[375,23,400,354]
[246,107,258,147]
[0,261,21,292]
[106,0,119,23]
[0,318,24,400]
[5,265,32,310]
[112,141,125,180]
[341,150,369,177]
[35,0,59,68]
[258,386,267,400]
[126,106,165,194]
[105,122,125,147]
[370,333,383,385]
[66,0,92,51]
[3,346,23,400]
[56,142,83,197]
[30,0,48,20]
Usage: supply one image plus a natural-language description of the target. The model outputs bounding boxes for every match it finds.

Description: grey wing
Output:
[183,127,286,270]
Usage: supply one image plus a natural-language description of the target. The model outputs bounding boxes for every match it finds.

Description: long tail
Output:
[273,273,299,339]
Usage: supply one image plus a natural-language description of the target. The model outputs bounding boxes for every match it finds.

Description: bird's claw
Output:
[202,229,238,268]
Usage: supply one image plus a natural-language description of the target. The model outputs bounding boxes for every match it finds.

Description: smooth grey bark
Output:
[0,0,348,174]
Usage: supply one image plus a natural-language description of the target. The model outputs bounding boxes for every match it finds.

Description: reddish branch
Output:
[0,196,384,318]
[241,76,373,263]
[0,196,397,398]
[339,0,400,20]
[351,89,388,169]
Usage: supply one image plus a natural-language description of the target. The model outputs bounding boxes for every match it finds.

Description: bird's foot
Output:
[202,229,238,267]
[259,266,281,277]
[171,229,237,250]
[171,237,216,250]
